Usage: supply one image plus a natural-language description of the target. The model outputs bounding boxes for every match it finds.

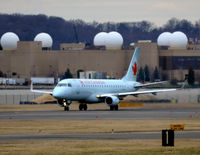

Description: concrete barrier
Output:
[0,90,42,105]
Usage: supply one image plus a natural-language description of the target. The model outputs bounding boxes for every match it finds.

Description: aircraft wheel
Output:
[79,104,87,111]
[79,104,83,111]
[110,106,114,111]
[114,105,118,111]
[84,104,87,111]
[79,104,82,111]
[64,106,69,111]
[110,105,118,111]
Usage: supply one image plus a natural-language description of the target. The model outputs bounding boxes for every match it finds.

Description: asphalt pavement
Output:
[0,107,200,120]
[0,131,200,141]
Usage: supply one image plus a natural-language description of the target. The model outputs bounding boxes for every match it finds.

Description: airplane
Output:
[31,46,177,111]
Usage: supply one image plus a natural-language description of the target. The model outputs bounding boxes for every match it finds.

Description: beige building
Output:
[0,41,200,82]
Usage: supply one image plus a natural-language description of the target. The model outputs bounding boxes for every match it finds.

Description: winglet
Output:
[30,81,33,91]
[180,80,187,90]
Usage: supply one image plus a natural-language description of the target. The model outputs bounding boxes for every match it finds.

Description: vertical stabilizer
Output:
[122,47,140,81]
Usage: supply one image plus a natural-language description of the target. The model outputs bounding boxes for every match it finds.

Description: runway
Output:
[0,107,200,120]
[1,131,200,141]
[1,107,200,141]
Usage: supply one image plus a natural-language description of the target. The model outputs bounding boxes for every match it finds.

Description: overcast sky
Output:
[1,0,200,26]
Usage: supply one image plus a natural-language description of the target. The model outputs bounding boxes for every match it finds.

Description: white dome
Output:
[0,32,19,49]
[34,33,53,48]
[157,32,172,46]
[170,31,188,47]
[94,31,123,49]
[93,32,109,46]
[130,42,135,46]
[106,31,123,48]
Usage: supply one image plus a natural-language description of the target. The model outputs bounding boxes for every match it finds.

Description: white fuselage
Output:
[52,78,140,103]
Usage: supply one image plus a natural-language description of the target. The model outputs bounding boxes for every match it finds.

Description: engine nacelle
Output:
[105,96,120,106]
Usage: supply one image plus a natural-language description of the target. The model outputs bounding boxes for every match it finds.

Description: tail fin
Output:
[122,47,140,81]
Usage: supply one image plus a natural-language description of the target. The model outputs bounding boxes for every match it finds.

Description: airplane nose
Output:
[52,87,62,99]
[52,87,67,99]
[52,90,59,98]
[52,90,57,98]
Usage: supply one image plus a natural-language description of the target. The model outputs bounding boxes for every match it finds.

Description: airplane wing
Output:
[96,88,177,98]
[30,82,53,94]
[31,89,53,94]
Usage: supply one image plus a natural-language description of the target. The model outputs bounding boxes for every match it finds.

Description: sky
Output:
[0,0,200,26]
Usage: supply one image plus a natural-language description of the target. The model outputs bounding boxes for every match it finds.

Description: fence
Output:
[0,90,42,105]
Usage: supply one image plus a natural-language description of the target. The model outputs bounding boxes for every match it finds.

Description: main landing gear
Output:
[79,103,87,111]
[64,103,88,111]
[58,99,88,111]
[110,105,118,111]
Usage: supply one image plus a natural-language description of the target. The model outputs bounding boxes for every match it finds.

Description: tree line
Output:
[137,65,196,86]
[0,14,200,49]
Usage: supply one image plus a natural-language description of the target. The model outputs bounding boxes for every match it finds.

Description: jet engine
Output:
[105,96,120,106]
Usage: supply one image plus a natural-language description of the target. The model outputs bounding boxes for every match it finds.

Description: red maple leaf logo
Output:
[132,62,137,76]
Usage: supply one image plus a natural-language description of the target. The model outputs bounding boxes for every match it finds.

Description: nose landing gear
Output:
[63,100,71,111]
[57,99,71,111]
[64,106,69,111]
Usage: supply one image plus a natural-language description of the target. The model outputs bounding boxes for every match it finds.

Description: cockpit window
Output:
[57,83,72,87]
[57,83,67,87]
